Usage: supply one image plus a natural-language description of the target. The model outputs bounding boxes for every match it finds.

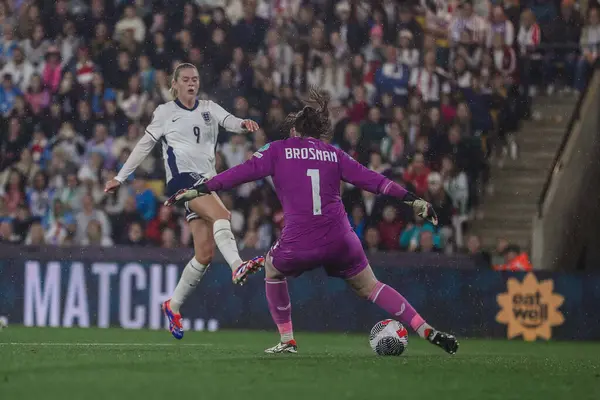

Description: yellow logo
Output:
[496,273,564,341]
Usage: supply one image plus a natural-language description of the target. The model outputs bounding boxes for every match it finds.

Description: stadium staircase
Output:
[471,95,578,251]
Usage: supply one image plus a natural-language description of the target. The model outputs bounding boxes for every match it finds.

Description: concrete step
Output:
[518,131,565,145]
[472,93,577,250]
[477,228,532,246]
[533,95,579,106]
[491,156,556,171]
[479,202,538,214]
[478,212,533,227]
[489,174,547,186]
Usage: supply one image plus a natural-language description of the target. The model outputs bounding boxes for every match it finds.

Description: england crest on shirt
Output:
[201,112,211,125]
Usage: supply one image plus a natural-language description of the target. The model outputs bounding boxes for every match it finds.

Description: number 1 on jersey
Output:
[306,169,322,215]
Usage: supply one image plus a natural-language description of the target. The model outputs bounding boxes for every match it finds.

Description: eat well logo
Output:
[496,273,564,341]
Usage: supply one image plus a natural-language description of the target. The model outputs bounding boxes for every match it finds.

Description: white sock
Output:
[213,219,242,271]
[417,323,434,339]
[170,258,208,313]
[281,331,294,343]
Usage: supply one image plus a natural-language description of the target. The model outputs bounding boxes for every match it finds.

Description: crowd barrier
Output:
[0,245,598,341]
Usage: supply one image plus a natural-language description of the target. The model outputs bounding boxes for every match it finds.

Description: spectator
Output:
[487,5,515,48]
[410,50,449,104]
[543,0,582,93]
[308,52,347,102]
[380,121,406,166]
[517,9,542,97]
[74,47,95,87]
[86,123,114,165]
[0,46,34,91]
[0,74,20,116]
[418,230,440,253]
[40,46,62,94]
[575,7,600,93]
[161,227,178,249]
[0,117,26,172]
[146,205,178,246]
[6,147,39,185]
[364,226,383,253]
[423,172,454,228]
[221,132,249,168]
[81,219,113,247]
[375,46,411,106]
[1,168,25,215]
[440,156,469,216]
[361,106,387,143]
[117,75,148,122]
[56,172,83,213]
[24,221,45,246]
[231,0,269,54]
[75,194,111,243]
[464,234,491,268]
[59,20,80,67]
[349,204,367,241]
[377,205,404,251]
[0,219,19,243]
[45,199,72,246]
[112,195,143,244]
[22,23,50,68]
[397,30,419,68]
[12,204,33,243]
[400,213,441,251]
[24,74,50,116]
[368,151,391,175]
[26,171,53,221]
[114,5,146,44]
[402,152,431,197]
[0,23,19,66]
[396,5,424,48]
[133,176,156,222]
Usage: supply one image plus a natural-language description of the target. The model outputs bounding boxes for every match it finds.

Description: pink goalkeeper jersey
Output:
[206,137,407,250]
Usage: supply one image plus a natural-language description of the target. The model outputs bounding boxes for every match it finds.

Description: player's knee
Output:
[194,244,214,265]
[353,278,379,299]
[205,210,231,224]
[264,255,284,280]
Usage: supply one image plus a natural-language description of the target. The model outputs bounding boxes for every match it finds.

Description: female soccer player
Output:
[104,63,263,340]
[166,90,459,354]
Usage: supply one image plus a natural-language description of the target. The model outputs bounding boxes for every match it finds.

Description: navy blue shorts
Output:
[166,172,205,222]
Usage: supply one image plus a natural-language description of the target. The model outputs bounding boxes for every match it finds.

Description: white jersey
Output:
[115,99,246,184]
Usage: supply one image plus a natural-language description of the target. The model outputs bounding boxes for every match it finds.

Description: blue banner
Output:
[1,245,599,341]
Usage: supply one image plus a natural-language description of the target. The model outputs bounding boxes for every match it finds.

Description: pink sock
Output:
[368,281,431,337]
[265,278,294,342]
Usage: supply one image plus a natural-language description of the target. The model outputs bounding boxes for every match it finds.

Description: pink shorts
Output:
[269,230,369,279]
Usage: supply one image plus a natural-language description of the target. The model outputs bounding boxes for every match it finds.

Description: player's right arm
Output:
[337,148,439,225]
[164,142,278,206]
[209,101,259,133]
[104,105,166,193]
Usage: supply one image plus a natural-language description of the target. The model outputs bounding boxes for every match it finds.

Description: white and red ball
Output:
[369,319,408,356]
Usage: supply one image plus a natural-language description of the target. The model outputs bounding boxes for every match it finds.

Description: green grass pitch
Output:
[1,327,599,400]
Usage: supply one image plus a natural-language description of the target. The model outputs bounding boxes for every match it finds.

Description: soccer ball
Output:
[369,319,408,356]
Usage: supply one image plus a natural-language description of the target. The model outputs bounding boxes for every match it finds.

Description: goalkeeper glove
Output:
[164,179,210,207]
[402,193,438,226]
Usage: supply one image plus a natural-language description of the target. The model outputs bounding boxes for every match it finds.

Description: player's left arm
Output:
[207,143,276,191]
[209,100,259,133]
[337,149,438,225]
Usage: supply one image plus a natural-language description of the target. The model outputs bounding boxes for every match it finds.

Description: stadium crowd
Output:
[0,0,597,268]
